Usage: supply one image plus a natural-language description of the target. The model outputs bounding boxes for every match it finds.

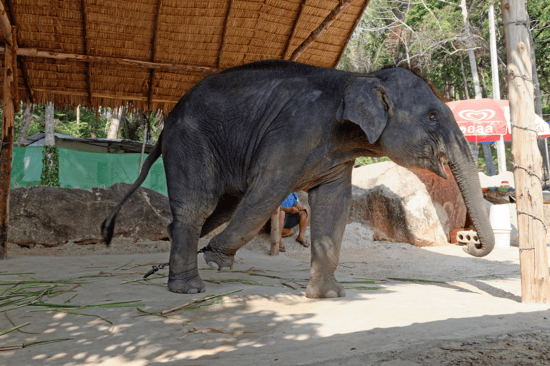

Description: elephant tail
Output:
[101,132,163,246]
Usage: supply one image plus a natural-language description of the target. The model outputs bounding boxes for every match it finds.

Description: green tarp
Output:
[11,146,167,196]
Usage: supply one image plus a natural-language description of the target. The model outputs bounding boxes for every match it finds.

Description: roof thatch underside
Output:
[0,0,370,114]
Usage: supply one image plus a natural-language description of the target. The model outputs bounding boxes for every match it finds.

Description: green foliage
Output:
[40,146,60,187]
[356,156,391,166]
[11,103,163,144]
[338,0,550,118]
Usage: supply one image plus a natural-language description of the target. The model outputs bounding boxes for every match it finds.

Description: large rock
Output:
[8,183,171,247]
[350,162,467,247]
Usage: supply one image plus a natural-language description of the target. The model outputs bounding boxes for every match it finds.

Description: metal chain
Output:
[143,262,169,279]
[143,247,215,278]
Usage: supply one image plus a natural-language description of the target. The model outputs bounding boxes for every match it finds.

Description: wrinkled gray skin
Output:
[102,60,494,298]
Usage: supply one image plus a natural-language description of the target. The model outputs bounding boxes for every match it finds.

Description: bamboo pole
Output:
[502,0,550,303]
[289,0,352,62]
[0,26,16,259]
[270,207,280,256]
[0,47,219,74]
[217,0,233,69]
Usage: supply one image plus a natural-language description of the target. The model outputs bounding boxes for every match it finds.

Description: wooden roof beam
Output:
[81,0,92,107]
[217,0,234,69]
[334,0,371,68]
[27,87,178,104]
[147,0,163,113]
[0,47,220,74]
[0,1,13,46]
[5,0,33,104]
[289,0,352,62]
[283,0,306,60]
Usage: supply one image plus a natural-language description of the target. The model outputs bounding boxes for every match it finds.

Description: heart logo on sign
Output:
[458,109,495,121]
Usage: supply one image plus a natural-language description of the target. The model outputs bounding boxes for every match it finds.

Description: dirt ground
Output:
[2,222,550,365]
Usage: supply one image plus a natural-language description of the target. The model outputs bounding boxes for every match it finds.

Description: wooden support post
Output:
[502,0,550,303]
[0,25,17,259]
[270,207,280,256]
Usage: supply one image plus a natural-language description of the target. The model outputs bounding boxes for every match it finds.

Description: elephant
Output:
[102,59,494,298]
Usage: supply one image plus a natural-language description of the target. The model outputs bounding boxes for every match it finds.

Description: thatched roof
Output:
[0,0,370,114]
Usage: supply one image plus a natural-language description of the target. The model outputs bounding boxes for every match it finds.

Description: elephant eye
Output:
[429,113,436,120]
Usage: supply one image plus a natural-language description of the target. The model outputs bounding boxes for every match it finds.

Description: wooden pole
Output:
[0,25,16,259]
[289,0,352,62]
[270,207,280,256]
[502,0,550,303]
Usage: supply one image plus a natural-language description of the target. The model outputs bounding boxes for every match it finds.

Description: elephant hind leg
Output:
[199,194,242,238]
[167,191,218,294]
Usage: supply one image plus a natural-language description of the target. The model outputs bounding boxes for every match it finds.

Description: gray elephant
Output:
[102,60,494,298]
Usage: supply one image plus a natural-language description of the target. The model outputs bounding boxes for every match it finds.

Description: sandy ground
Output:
[2,223,550,365]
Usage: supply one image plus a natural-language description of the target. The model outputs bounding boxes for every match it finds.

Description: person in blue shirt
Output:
[265,192,310,252]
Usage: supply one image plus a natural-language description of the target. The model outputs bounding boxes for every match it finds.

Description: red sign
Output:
[447,99,508,143]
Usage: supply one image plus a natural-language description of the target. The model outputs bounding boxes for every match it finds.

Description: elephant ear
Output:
[340,77,391,144]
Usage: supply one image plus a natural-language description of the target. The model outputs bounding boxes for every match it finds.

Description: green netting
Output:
[11,146,167,196]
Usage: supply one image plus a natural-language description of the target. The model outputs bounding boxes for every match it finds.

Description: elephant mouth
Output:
[431,156,448,179]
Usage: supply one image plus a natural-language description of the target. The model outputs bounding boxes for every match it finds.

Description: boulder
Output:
[350,162,467,247]
[8,183,171,247]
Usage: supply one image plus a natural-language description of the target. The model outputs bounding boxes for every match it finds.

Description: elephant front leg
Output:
[306,167,353,298]
[167,221,205,294]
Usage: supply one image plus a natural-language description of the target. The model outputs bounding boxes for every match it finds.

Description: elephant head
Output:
[341,67,494,257]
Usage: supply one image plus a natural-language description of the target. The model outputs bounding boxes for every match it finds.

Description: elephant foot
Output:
[168,271,205,294]
[202,247,235,271]
[306,277,346,298]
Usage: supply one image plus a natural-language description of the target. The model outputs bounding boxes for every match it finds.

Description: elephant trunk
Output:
[445,132,495,257]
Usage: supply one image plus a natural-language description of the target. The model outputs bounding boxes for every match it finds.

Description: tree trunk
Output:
[459,56,470,99]
[76,105,80,126]
[17,103,33,146]
[41,102,60,187]
[107,106,123,139]
[45,102,55,146]
[460,0,482,99]
[482,144,495,176]
[502,0,549,304]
